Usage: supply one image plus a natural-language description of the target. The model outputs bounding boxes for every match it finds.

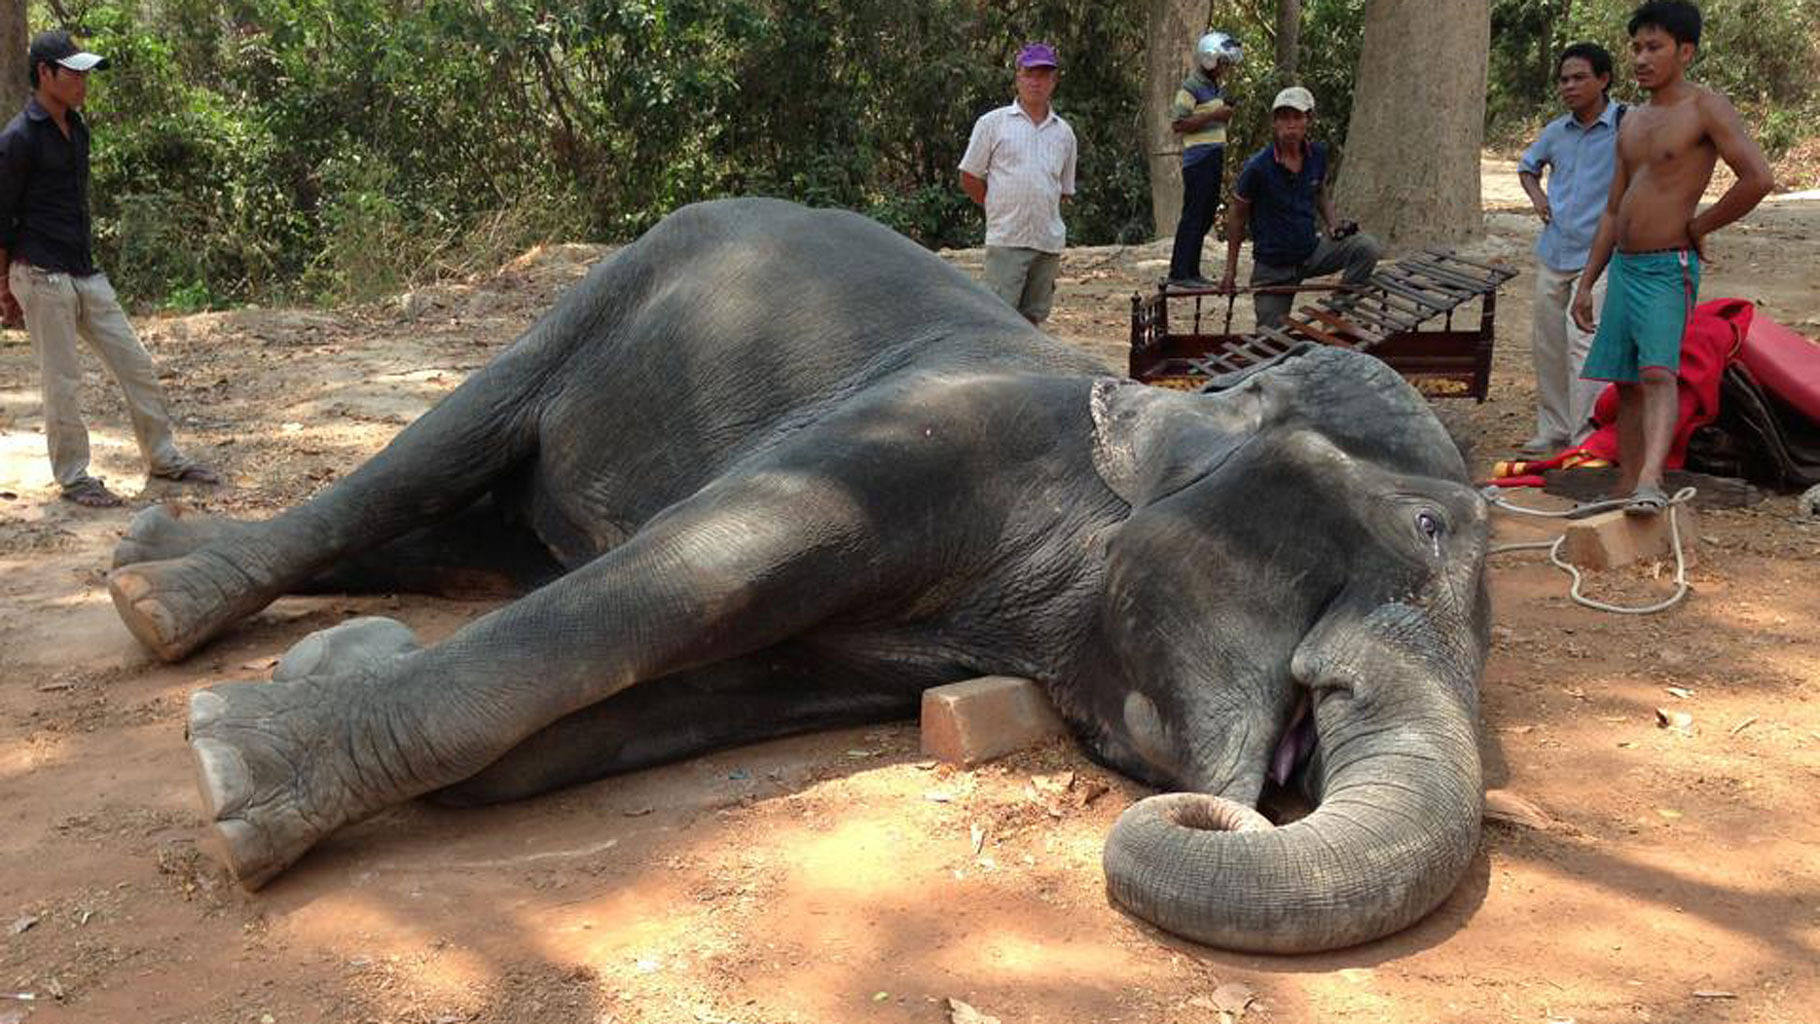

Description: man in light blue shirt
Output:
[1515,43,1623,455]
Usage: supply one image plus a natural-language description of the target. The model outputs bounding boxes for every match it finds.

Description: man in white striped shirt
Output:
[959,42,1078,325]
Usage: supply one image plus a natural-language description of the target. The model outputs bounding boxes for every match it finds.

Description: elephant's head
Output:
[1077,347,1490,953]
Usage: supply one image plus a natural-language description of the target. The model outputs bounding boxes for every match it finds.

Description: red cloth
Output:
[1489,298,1752,487]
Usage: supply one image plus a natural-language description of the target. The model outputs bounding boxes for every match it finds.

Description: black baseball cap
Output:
[29,29,109,73]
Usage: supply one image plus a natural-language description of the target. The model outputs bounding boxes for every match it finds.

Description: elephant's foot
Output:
[189,618,424,889]
[109,550,277,662]
[112,504,253,569]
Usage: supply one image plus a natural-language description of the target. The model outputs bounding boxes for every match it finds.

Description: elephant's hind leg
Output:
[300,497,564,599]
[110,337,562,661]
[114,496,563,600]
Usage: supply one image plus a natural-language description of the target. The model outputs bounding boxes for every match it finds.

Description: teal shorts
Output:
[1581,248,1700,382]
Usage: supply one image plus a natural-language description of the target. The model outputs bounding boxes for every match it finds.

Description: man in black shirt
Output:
[0,29,217,507]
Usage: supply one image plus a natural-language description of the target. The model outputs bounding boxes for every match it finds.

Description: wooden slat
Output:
[1367,268,1449,303]
[1371,274,1453,314]
[1253,325,1307,353]
[1319,296,1412,333]
[1192,354,1248,376]
[1404,253,1502,293]
[1314,300,1407,334]
[1379,264,1473,303]
[1390,263,1492,300]
[1422,247,1514,278]
[1220,335,1279,366]
[1393,269,1478,302]
[1300,305,1389,341]
[1335,293,1424,332]
[1366,290,1435,322]
[1281,316,1356,349]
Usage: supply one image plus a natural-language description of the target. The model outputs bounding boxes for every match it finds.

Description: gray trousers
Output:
[982,245,1062,324]
[1250,232,1383,328]
[11,262,188,489]
[1530,262,1606,445]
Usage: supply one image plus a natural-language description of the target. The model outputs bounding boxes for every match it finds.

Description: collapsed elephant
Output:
[108,198,1491,954]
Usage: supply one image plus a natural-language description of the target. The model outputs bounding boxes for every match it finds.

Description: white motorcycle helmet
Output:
[1196,31,1243,72]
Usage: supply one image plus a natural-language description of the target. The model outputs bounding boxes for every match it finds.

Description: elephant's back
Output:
[521,199,1102,532]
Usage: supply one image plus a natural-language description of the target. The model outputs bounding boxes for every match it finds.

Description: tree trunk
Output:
[1333,0,1490,248]
[1276,0,1301,80]
[0,0,27,122]
[1143,0,1208,240]
[1536,4,1557,103]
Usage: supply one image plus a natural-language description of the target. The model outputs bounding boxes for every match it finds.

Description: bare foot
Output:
[189,618,423,889]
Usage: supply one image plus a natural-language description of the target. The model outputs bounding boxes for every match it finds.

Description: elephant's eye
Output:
[1416,511,1445,545]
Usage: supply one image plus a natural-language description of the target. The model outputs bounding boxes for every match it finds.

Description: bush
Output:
[52,0,1820,309]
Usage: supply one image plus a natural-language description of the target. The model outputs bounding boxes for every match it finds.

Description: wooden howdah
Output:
[1128,248,1518,401]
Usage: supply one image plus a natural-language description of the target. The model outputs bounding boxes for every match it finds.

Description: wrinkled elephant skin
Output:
[109,199,1491,954]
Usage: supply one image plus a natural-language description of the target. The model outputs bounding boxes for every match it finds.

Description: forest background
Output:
[7,0,1818,311]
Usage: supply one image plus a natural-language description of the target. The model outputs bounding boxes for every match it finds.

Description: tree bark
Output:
[0,0,28,122]
[1276,0,1301,80]
[1333,0,1490,248]
[1143,0,1209,240]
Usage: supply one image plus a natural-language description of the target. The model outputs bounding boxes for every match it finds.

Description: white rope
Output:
[1482,486,1697,615]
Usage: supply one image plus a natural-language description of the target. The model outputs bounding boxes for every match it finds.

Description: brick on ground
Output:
[920,676,1068,766]
[1561,505,1700,571]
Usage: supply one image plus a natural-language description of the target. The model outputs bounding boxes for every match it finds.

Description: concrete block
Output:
[1561,505,1700,571]
[920,676,1069,766]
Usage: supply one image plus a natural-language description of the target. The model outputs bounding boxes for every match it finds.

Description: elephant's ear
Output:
[1089,378,1267,506]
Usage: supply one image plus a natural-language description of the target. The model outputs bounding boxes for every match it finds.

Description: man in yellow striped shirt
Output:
[1166,32,1242,289]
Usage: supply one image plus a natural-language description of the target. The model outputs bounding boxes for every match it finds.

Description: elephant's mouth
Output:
[1268,694,1317,786]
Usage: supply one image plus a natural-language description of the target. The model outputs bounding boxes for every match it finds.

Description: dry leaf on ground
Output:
[1484,789,1566,831]
[947,997,1002,1024]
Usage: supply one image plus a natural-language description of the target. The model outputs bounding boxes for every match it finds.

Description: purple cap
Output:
[1016,42,1059,69]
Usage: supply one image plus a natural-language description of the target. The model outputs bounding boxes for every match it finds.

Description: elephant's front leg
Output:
[185,476,878,889]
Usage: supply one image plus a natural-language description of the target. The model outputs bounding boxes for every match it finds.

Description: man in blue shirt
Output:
[1218,87,1380,328]
[1515,43,1623,455]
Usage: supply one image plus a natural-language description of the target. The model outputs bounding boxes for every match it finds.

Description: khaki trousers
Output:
[1530,262,1606,445]
[982,245,1061,324]
[10,262,187,489]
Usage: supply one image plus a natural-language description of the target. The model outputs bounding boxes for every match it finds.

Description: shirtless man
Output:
[1571,0,1772,514]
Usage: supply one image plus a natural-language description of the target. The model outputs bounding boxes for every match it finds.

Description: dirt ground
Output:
[2,159,1818,1024]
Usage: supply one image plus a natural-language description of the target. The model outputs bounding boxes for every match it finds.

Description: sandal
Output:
[151,464,221,485]
[1564,496,1630,520]
[1623,484,1669,517]
[62,479,124,508]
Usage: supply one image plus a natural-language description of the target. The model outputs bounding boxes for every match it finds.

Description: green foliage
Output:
[1195,0,1368,170]
[1486,0,1820,153]
[20,0,1818,310]
[40,0,1157,308]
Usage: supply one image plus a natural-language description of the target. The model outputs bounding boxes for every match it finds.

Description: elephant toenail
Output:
[189,689,229,731]
[191,737,253,817]
[273,633,329,681]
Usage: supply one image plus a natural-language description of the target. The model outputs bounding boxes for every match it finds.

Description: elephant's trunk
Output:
[1101,694,1481,953]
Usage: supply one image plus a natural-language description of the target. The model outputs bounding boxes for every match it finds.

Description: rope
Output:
[1482,486,1697,615]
